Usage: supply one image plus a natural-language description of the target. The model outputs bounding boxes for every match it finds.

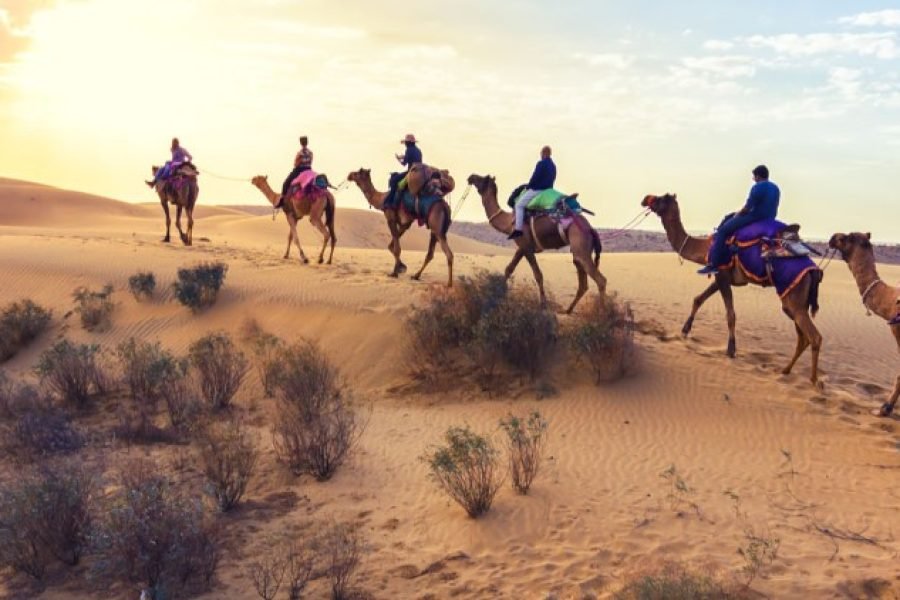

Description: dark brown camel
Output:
[467,174,605,313]
[347,168,454,287]
[152,164,199,246]
[642,193,823,385]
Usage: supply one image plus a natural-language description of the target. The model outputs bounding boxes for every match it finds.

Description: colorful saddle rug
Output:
[399,190,445,226]
[288,169,329,202]
[710,219,820,298]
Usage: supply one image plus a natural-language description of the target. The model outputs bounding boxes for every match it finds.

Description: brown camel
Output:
[250,175,336,265]
[828,232,900,417]
[152,164,199,246]
[347,168,454,287]
[467,174,605,313]
[642,193,823,385]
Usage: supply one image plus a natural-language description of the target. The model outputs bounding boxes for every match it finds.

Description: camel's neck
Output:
[660,208,708,265]
[481,188,514,234]
[354,179,387,210]
[846,252,897,320]
[253,181,280,208]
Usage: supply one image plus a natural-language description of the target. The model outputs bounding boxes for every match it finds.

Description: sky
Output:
[1,0,900,241]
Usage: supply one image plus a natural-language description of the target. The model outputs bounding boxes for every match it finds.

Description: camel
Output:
[347,168,454,287]
[152,164,199,246]
[642,193,824,385]
[250,175,336,265]
[828,232,900,417]
[467,174,605,313]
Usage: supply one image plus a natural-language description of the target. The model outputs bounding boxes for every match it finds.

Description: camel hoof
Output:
[388,272,399,278]
[726,341,736,358]
[876,402,894,417]
[162,237,170,243]
[411,274,421,281]
[781,367,792,376]
[302,259,309,265]
[813,380,825,392]
[681,318,694,336]
[397,264,408,274]
[318,257,324,265]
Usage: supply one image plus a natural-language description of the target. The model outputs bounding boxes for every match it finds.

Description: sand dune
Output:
[1,182,898,599]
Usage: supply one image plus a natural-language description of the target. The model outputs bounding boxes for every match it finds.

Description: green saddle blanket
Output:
[516,188,566,210]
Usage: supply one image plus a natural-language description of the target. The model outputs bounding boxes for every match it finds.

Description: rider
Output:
[281,135,314,202]
[509,145,556,240]
[146,138,193,187]
[385,134,422,209]
[698,164,780,275]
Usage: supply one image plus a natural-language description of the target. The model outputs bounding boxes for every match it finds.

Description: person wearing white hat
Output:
[386,134,422,208]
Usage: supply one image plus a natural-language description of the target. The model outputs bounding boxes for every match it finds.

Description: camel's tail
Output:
[592,227,602,268]
[808,269,823,318]
[440,200,452,237]
[325,193,336,239]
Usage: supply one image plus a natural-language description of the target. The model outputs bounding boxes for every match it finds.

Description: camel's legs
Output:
[504,248,526,279]
[161,199,172,243]
[283,221,293,259]
[412,234,437,281]
[326,218,337,265]
[781,322,810,376]
[387,217,412,277]
[718,275,737,358]
[287,214,308,263]
[175,205,188,246]
[791,309,822,385]
[523,252,547,308]
[186,208,194,246]
[565,260,588,314]
[310,216,331,264]
[881,375,899,416]
[583,256,607,296]
[438,234,454,288]
[682,280,720,336]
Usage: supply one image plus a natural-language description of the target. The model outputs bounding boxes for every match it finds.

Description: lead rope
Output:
[451,185,472,220]
[860,278,882,316]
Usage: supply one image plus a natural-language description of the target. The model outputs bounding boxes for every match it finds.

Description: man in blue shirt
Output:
[510,145,556,239]
[699,164,780,274]
[385,134,422,209]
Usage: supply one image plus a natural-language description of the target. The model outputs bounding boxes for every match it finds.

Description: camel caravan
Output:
[146,136,900,417]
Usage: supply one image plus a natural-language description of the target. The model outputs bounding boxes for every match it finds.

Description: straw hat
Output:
[401,134,417,144]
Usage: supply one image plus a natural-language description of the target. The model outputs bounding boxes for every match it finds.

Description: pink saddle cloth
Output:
[291,170,318,189]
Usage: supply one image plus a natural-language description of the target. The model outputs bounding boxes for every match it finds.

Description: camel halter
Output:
[861,278,882,316]
[676,234,691,266]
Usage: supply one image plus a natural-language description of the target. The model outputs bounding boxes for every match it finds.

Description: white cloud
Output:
[744,32,899,59]
[572,52,634,70]
[703,39,734,51]
[827,67,863,99]
[682,55,757,78]
[839,9,900,28]
[386,43,457,61]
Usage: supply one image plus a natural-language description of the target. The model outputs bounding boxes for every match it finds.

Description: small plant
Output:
[566,294,635,383]
[198,418,258,511]
[73,284,115,331]
[240,319,285,397]
[659,464,702,518]
[499,411,548,495]
[316,521,365,600]
[35,339,107,409]
[189,332,249,410]
[738,528,780,587]
[613,563,741,599]
[0,299,52,362]
[12,402,84,459]
[117,339,183,440]
[423,426,503,518]
[285,538,315,599]
[248,548,286,600]
[174,262,228,311]
[162,372,206,435]
[271,340,361,481]
[128,271,157,301]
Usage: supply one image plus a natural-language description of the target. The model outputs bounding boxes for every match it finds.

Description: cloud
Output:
[703,39,734,51]
[0,0,59,62]
[744,32,899,59]
[681,55,757,78]
[386,43,457,61]
[838,9,900,28]
[572,52,634,70]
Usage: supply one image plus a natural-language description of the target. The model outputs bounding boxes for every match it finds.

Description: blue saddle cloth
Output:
[400,191,443,224]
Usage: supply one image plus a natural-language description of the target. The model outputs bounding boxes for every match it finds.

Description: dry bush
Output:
[128,271,156,301]
[35,340,107,409]
[248,549,286,600]
[73,284,115,331]
[613,563,743,599]
[198,418,258,511]
[240,319,285,398]
[316,521,365,600]
[423,426,503,518]
[285,538,315,599]
[0,299,52,362]
[11,400,84,459]
[189,332,249,411]
[0,461,97,579]
[92,461,219,598]
[499,410,548,495]
[739,528,780,587]
[271,340,362,481]
[174,262,228,312]
[161,373,206,436]
[566,294,635,383]
[116,338,184,440]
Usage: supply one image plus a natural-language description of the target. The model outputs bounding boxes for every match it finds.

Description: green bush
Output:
[188,332,249,411]
[0,299,51,362]
[423,426,503,518]
[116,339,184,439]
[174,262,227,311]
[613,563,742,599]
[35,340,107,409]
[566,294,635,383]
[128,271,157,301]
[73,284,115,331]
[198,418,258,511]
[499,411,548,495]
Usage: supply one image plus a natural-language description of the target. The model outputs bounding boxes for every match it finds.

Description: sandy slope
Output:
[1,183,898,599]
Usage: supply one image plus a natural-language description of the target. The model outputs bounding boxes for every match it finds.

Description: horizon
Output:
[2,1,900,243]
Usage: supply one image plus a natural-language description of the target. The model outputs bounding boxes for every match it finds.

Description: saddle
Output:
[287,170,330,205]
[407,164,454,197]
[724,220,819,260]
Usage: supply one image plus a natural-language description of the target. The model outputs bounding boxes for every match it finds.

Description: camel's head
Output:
[347,168,371,184]
[250,175,268,188]
[828,231,872,260]
[467,173,496,197]
[642,193,677,215]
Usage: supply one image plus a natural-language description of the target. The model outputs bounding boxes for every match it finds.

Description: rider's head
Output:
[752,164,769,181]
[541,145,552,159]
[171,137,180,150]
[299,135,308,147]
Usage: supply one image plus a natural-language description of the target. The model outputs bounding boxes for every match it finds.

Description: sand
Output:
[0,179,898,599]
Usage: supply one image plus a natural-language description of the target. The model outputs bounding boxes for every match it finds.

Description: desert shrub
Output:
[35,340,107,409]
[316,522,365,600]
[423,426,503,518]
[499,410,548,495]
[240,319,285,398]
[162,373,206,436]
[0,371,40,419]
[284,538,315,600]
[174,262,228,311]
[73,284,115,331]
[12,401,84,459]
[0,299,52,362]
[198,418,258,511]
[739,528,780,587]
[128,271,156,301]
[92,461,219,599]
[188,332,249,410]
[248,549,286,600]
[613,563,741,599]
[0,461,97,579]
[566,294,635,383]
[116,339,184,440]
[271,340,361,481]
